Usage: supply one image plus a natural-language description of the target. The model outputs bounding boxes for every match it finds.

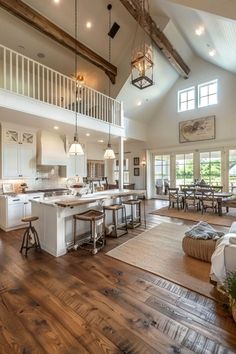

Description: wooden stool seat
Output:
[104,204,125,211]
[21,216,39,223]
[123,199,142,206]
[74,210,104,222]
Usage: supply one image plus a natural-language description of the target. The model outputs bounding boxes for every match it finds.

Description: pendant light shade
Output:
[69,136,84,155]
[69,0,84,156]
[104,143,116,159]
[104,4,115,160]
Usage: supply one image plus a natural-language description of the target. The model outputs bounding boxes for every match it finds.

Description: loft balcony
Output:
[0,44,123,129]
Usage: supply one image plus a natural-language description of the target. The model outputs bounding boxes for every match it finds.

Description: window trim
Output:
[198,79,218,108]
[177,86,195,113]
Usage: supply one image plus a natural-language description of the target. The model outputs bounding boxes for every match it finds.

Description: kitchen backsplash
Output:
[0,166,71,194]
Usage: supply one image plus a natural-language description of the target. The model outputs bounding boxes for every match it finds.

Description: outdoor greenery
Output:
[224,272,236,300]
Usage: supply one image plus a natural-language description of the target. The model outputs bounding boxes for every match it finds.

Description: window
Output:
[114,158,129,183]
[178,87,195,112]
[200,151,221,185]
[198,79,218,108]
[154,155,170,194]
[229,150,236,191]
[176,153,194,187]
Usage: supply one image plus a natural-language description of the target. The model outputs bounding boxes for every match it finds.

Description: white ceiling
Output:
[153,0,236,74]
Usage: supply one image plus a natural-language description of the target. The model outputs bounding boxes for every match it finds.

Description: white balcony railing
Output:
[0,44,122,127]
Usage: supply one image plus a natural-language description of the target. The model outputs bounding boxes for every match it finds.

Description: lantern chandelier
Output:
[131,0,154,90]
[69,0,84,155]
[104,4,115,160]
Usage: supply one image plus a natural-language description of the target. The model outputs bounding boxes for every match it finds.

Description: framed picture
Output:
[134,167,140,176]
[133,157,140,165]
[179,116,216,143]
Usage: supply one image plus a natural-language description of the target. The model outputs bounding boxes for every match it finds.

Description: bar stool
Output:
[103,204,128,238]
[123,198,142,228]
[73,209,105,255]
[20,216,41,256]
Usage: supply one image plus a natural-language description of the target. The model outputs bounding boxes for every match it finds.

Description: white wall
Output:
[147,56,236,150]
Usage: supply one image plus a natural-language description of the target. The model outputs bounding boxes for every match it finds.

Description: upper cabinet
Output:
[60,154,87,178]
[1,125,36,179]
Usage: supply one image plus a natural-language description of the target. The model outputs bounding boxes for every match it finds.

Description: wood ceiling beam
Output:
[0,0,117,83]
[120,0,190,78]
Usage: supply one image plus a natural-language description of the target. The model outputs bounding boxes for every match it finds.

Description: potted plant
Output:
[224,272,236,322]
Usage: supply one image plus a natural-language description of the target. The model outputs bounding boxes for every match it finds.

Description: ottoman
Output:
[182,236,217,263]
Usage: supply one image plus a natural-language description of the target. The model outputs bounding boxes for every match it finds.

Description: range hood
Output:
[37,131,68,166]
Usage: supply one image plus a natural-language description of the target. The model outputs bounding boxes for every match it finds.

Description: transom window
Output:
[114,158,129,183]
[198,79,218,108]
[178,87,195,112]
[200,151,221,185]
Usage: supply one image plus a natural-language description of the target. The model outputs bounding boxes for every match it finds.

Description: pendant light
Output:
[131,0,154,90]
[69,0,84,155]
[104,4,115,160]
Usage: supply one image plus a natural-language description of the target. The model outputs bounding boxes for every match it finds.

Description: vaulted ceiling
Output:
[0,0,235,123]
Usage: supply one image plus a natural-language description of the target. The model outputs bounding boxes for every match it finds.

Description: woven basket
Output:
[182,236,217,263]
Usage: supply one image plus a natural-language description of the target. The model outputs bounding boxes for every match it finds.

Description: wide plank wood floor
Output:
[0,199,236,354]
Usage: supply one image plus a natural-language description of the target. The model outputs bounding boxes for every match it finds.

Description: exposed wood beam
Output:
[0,0,117,83]
[120,0,190,78]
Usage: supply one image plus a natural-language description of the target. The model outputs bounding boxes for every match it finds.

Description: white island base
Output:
[31,189,145,257]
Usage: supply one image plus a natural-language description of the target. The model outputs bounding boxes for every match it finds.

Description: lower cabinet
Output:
[0,194,43,231]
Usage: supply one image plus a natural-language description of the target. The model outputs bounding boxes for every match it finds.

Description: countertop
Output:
[30,189,146,207]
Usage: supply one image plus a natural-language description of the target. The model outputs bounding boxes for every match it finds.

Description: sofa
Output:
[210,222,236,284]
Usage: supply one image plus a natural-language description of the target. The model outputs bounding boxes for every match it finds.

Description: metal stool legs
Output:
[20,221,41,256]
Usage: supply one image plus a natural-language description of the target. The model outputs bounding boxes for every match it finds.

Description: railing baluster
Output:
[51,71,53,104]
[47,69,49,103]
[42,67,45,102]
[3,47,6,89]
[63,76,65,108]
[32,62,35,98]
[10,51,12,91]
[59,75,61,107]
[16,54,19,94]
[38,64,40,100]
[27,59,30,96]
[22,56,24,95]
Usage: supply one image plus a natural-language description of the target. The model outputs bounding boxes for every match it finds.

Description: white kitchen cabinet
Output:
[60,155,87,178]
[0,193,43,231]
[1,125,36,179]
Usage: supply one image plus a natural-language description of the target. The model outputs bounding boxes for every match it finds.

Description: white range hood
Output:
[37,131,68,166]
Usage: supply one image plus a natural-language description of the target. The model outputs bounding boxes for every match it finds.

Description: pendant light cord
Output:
[74,0,78,140]
[108,4,112,145]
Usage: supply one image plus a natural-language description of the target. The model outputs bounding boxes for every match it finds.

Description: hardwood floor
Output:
[0,199,236,354]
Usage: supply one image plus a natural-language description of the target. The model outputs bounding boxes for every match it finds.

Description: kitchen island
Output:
[31,189,145,257]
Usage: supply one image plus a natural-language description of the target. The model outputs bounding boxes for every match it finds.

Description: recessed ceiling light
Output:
[54,126,59,130]
[54,0,60,3]
[137,101,142,106]
[86,21,92,29]
[98,139,104,143]
[209,48,216,57]
[195,26,205,36]
[86,133,90,137]
[37,52,45,59]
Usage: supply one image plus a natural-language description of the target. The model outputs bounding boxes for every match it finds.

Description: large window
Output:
[154,155,170,194]
[176,153,194,187]
[229,150,236,191]
[178,87,195,112]
[198,79,218,108]
[200,151,221,185]
[114,158,129,183]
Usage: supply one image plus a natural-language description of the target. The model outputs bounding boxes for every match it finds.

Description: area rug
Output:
[107,222,215,299]
[150,207,236,227]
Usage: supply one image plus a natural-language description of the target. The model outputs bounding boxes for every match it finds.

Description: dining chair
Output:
[200,189,218,214]
[168,188,181,209]
[183,188,198,212]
